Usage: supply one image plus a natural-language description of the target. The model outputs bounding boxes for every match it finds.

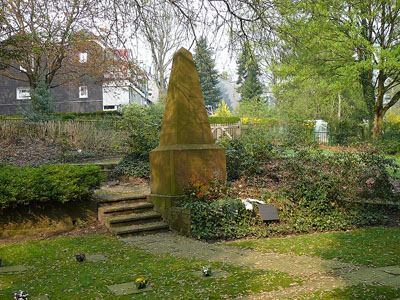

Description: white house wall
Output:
[103,85,130,110]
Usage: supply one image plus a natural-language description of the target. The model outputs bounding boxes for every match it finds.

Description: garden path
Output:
[124,232,400,299]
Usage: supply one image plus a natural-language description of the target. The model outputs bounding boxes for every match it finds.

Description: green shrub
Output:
[54,110,122,119]
[0,164,104,209]
[377,122,400,155]
[270,194,385,233]
[217,127,274,181]
[121,104,163,155]
[330,119,366,146]
[111,104,164,179]
[111,152,150,179]
[22,81,55,122]
[282,122,318,149]
[284,151,398,205]
[182,177,260,240]
[271,150,398,232]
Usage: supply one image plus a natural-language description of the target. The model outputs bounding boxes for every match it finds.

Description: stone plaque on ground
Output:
[381,276,400,287]
[107,281,153,295]
[0,265,30,274]
[31,295,50,300]
[383,266,400,276]
[86,254,107,262]
[258,204,280,221]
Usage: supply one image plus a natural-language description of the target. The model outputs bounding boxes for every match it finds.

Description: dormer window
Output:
[79,52,87,63]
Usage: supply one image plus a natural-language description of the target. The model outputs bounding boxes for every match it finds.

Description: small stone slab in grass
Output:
[380,276,400,287]
[107,282,153,295]
[383,266,400,276]
[0,265,30,274]
[322,260,351,270]
[86,254,107,262]
[31,295,50,300]
[191,269,231,279]
[343,268,388,283]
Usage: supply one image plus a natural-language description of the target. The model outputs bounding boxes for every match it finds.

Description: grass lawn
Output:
[388,155,400,179]
[229,226,400,267]
[0,235,299,299]
[289,285,400,300]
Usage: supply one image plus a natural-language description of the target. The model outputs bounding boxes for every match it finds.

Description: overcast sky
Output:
[129,19,238,82]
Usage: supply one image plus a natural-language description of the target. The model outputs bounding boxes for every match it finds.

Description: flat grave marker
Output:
[85,254,107,262]
[107,281,153,295]
[31,295,50,300]
[0,265,30,274]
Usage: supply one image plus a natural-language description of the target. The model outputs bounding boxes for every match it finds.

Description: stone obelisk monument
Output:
[147,48,226,234]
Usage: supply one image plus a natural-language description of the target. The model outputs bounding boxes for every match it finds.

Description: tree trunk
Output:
[372,110,384,139]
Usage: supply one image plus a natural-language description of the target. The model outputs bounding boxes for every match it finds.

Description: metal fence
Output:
[314,130,331,145]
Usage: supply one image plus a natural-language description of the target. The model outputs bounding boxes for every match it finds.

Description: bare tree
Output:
[0,0,137,91]
[113,0,189,102]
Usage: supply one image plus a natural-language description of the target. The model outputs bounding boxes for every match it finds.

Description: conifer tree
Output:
[236,43,263,102]
[194,37,222,108]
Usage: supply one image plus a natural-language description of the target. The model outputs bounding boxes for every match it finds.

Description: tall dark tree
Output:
[194,37,222,108]
[236,43,263,102]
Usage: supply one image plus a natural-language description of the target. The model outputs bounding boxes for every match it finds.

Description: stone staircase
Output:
[71,157,122,177]
[96,194,169,237]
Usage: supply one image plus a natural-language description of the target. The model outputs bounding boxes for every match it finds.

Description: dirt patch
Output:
[0,139,62,166]
[0,220,110,246]
[318,144,359,152]
[96,179,150,196]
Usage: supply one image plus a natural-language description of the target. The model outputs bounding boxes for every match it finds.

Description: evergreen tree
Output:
[194,37,222,108]
[236,43,263,102]
[23,81,55,121]
[236,43,252,86]
[240,64,263,102]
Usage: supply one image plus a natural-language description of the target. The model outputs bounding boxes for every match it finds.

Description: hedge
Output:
[209,116,241,124]
[54,111,122,120]
[0,164,104,210]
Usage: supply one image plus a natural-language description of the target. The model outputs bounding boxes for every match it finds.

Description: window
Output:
[79,52,87,63]
[16,87,31,100]
[104,105,116,111]
[79,86,88,98]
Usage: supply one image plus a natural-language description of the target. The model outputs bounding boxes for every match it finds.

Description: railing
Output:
[314,130,331,144]
[210,121,241,140]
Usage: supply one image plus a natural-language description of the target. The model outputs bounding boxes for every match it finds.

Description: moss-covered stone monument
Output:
[147,48,226,235]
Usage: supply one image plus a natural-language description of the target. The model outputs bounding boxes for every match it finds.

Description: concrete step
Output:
[112,221,169,236]
[100,202,154,215]
[96,194,147,207]
[107,211,163,227]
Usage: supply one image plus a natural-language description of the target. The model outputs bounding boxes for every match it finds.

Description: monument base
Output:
[149,144,226,236]
[150,144,226,196]
[146,194,191,236]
